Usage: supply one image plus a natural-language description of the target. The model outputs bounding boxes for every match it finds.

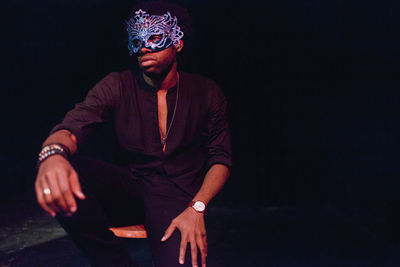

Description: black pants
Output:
[56,157,198,267]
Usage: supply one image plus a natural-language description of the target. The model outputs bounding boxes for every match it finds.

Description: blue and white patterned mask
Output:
[126,9,184,55]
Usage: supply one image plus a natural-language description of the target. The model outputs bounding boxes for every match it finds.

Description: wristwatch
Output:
[189,200,206,214]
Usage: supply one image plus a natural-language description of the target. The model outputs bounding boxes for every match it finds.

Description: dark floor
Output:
[1,192,400,267]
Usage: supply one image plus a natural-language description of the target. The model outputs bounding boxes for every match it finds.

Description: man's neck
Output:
[142,63,179,90]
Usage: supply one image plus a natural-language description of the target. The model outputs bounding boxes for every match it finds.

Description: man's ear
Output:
[176,40,184,52]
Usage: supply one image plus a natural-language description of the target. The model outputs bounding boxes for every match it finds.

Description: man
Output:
[35,2,232,267]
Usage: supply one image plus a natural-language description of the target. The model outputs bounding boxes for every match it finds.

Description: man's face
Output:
[136,38,182,75]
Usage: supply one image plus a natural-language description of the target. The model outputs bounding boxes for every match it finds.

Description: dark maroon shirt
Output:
[51,70,232,199]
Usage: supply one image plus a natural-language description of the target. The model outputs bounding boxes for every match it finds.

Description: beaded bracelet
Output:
[37,143,71,168]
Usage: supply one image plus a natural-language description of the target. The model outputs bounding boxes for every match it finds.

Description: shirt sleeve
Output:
[50,72,121,148]
[205,80,233,170]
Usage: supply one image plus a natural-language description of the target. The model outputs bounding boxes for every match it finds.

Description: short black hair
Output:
[127,1,194,38]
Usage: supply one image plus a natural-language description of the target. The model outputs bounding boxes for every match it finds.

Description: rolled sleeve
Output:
[205,81,232,170]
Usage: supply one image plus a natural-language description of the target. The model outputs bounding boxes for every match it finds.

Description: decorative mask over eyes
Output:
[126,9,184,55]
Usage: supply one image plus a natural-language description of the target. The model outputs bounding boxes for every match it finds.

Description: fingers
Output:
[196,232,207,267]
[69,170,85,200]
[163,210,208,266]
[202,234,208,259]
[35,180,56,217]
[161,220,178,242]
[40,177,62,215]
[44,172,70,215]
[179,234,188,265]
[190,239,198,267]
[180,234,206,267]
[58,171,78,213]
[197,217,207,267]
[35,161,82,216]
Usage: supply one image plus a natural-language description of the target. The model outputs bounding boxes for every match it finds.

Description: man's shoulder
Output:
[116,69,134,82]
[181,72,217,85]
[180,72,221,94]
[102,69,135,83]
[103,69,138,92]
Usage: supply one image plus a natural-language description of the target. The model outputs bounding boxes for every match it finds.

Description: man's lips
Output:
[139,57,157,67]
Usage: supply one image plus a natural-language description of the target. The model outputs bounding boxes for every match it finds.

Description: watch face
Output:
[193,201,205,212]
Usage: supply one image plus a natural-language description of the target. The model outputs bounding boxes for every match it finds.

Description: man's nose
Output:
[138,47,152,55]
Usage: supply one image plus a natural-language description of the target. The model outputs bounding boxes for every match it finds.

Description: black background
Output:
[2,0,400,229]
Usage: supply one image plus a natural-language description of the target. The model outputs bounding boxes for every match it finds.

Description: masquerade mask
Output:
[126,9,184,55]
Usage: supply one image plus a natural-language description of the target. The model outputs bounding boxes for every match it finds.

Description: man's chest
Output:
[112,85,208,155]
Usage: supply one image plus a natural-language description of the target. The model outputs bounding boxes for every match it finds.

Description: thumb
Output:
[161,220,178,242]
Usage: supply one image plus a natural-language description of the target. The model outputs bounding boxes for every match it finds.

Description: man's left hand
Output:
[161,207,207,267]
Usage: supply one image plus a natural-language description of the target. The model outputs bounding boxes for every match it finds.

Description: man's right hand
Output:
[35,155,85,217]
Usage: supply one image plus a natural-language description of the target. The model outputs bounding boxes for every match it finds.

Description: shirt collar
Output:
[133,69,178,94]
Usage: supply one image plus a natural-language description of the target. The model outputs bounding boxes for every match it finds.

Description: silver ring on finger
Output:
[43,188,51,195]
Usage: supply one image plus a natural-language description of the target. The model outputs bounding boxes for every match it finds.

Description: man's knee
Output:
[70,157,97,175]
[69,157,114,188]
